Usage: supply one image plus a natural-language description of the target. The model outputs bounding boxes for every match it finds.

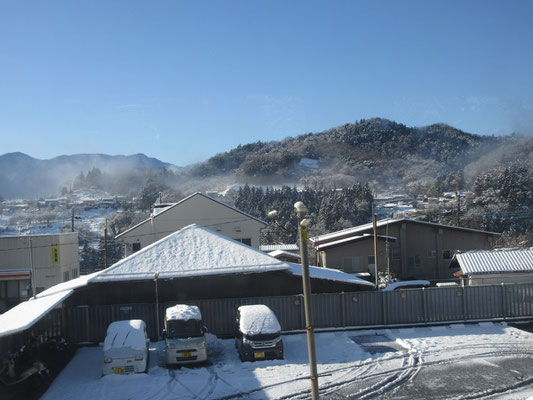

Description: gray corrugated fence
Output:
[59,283,533,343]
[3,283,533,353]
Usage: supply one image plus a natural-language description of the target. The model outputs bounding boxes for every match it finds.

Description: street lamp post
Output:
[294,201,319,400]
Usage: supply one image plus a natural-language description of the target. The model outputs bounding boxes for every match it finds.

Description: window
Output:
[443,250,452,259]
[63,271,70,282]
[390,247,401,260]
[132,242,141,253]
[368,255,375,266]
[428,250,436,258]
[408,255,421,267]
[72,268,78,279]
[233,238,252,246]
[342,256,362,273]
[7,280,19,299]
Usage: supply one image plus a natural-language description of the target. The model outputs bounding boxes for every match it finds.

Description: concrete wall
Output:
[119,194,265,256]
[318,221,496,281]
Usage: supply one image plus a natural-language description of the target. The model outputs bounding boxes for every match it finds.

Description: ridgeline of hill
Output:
[187,118,504,189]
[2,118,532,200]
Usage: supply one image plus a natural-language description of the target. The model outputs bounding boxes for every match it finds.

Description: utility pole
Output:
[154,272,160,339]
[295,201,319,400]
[373,215,379,288]
[456,191,461,227]
[29,237,35,298]
[104,219,108,269]
[71,208,75,232]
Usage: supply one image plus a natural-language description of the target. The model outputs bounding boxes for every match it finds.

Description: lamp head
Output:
[294,201,307,214]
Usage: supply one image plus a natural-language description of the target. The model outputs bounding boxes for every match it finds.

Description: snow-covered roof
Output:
[0,290,74,337]
[382,280,430,291]
[238,305,281,335]
[36,271,101,298]
[286,263,375,287]
[260,244,299,252]
[103,320,147,352]
[452,248,533,275]
[165,304,202,321]
[268,249,301,260]
[310,218,500,245]
[116,192,267,239]
[94,224,291,282]
[315,234,397,251]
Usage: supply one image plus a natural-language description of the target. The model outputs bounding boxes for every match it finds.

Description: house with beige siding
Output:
[310,219,500,282]
[0,232,79,312]
[116,192,267,256]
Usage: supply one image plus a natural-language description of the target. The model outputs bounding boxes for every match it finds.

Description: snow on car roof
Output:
[104,320,147,351]
[238,305,281,336]
[165,304,202,321]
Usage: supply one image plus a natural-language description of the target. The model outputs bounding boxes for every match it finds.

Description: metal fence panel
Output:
[506,284,533,317]
[312,293,343,328]
[194,298,240,337]
[383,290,425,325]
[24,283,533,347]
[342,292,383,326]
[425,287,465,322]
[466,285,504,319]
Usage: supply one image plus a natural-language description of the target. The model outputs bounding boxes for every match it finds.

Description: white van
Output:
[102,320,149,375]
[163,304,208,365]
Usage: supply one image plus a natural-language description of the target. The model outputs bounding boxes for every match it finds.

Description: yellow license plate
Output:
[179,352,192,358]
[254,352,265,358]
[113,367,125,374]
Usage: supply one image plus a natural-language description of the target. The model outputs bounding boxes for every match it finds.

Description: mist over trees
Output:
[234,184,373,245]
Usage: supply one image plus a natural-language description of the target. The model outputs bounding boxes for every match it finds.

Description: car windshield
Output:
[244,332,280,342]
[166,319,203,339]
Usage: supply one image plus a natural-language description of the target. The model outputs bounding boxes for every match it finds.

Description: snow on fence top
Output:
[165,304,202,321]
[238,305,281,336]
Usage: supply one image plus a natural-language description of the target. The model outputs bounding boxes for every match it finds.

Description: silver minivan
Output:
[163,304,208,366]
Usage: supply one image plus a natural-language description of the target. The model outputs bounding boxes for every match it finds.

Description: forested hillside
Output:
[187,118,502,190]
[234,184,373,244]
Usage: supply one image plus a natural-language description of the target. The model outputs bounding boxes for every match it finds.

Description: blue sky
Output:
[1,0,532,166]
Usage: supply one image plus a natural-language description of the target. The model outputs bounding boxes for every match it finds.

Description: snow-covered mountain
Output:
[0,152,179,199]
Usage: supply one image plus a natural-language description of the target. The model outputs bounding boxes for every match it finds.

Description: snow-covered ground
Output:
[42,322,533,400]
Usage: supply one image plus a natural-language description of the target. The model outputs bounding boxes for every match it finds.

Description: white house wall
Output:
[120,195,264,256]
[0,233,80,293]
